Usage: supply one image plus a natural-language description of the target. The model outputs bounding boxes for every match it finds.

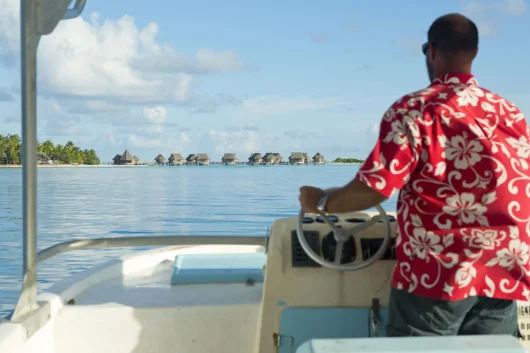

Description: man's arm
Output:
[299,98,422,214]
[325,179,388,214]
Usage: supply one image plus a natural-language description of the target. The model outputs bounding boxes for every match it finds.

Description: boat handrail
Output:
[36,235,268,263]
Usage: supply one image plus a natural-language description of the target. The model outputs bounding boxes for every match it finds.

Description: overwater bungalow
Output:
[120,149,137,165]
[222,153,238,165]
[168,153,184,166]
[185,154,197,165]
[312,153,325,165]
[288,152,308,165]
[154,154,166,165]
[248,153,262,165]
[273,153,284,164]
[262,152,279,165]
[112,149,137,165]
[196,153,210,166]
[112,154,121,165]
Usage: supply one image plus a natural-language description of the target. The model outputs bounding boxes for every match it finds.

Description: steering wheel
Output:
[296,189,392,270]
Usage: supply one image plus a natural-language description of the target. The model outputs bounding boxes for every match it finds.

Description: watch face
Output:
[317,195,327,212]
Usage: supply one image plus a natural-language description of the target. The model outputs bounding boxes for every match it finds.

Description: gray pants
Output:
[386,288,520,337]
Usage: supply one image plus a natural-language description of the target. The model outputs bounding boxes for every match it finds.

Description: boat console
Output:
[255,209,398,353]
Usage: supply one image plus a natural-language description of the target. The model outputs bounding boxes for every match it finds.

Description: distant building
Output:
[113,149,137,165]
[288,152,308,165]
[112,154,121,165]
[185,154,197,165]
[273,153,284,164]
[312,153,325,165]
[196,153,210,166]
[120,149,137,165]
[155,154,166,165]
[262,152,281,165]
[37,152,50,164]
[168,153,184,166]
[248,153,262,165]
[222,153,238,165]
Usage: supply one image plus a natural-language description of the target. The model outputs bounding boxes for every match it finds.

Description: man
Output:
[299,13,530,337]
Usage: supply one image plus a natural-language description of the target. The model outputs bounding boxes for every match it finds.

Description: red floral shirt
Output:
[355,73,530,301]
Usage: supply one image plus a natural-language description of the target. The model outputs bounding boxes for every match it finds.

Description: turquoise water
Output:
[0,165,398,316]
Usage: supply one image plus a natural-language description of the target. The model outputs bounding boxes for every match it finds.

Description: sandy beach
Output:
[0,164,150,168]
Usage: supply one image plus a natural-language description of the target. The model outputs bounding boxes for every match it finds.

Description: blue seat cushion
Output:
[170,252,266,285]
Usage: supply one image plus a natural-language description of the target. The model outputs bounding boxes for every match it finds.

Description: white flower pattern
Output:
[354,73,530,301]
[444,135,483,169]
[442,193,488,226]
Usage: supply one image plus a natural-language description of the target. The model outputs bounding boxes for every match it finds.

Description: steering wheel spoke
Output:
[351,215,382,234]
[333,239,345,265]
[296,200,391,271]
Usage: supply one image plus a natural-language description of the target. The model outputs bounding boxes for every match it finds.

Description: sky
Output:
[0,0,529,162]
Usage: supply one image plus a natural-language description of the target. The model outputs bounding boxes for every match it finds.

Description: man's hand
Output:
[299,186,326,214]
[298,180,388,215]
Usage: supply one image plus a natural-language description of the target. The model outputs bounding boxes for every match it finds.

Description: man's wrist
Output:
[316,193,329,213]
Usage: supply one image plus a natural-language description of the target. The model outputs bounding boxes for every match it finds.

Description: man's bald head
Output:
[427,13,478,56]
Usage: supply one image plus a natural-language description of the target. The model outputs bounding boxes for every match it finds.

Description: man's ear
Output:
[428,45,437,61]
[471,48,478,60]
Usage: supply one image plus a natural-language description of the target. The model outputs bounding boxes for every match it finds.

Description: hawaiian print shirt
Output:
[355,73,530,301]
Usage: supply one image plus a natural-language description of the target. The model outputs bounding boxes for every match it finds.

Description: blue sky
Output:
[0,0,529,162]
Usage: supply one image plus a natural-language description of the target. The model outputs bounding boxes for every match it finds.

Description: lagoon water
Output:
[0,164,398,317]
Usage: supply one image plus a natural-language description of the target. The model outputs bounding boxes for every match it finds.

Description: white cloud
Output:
[44,118,89,137]
[242,96,345,116]
[0,0,247,112]
[462,0,527,15]
[365,123,379,136]
[143,106,167,125]
[127,134,163,148]
[133,47,246,74]
[204,129,259,155]
[461,0,527,36]
[179,132,190,143]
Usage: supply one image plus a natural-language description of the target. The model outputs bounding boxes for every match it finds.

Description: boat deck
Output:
[69,245,265,308]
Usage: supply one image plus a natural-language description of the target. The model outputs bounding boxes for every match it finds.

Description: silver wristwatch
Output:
[316,193,329,214]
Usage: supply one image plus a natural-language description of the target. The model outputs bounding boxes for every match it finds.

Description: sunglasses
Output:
[422,41,435,55]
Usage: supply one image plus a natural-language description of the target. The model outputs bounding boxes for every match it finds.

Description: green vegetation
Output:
[0,134,100,165]
[333,158,365,164]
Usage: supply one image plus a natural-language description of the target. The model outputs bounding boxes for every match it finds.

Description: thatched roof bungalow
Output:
[248,153,262,165]
[196,153,210,166]
[289,152,308,165]
[185,154,197,164]
[168,153,184,166]
[262,152,278,165]
[222,153,238,165]
[313,153,325,164]
[273,153,283,163]
[112,154,121,165]
[155,154,166,165]
[120,149,136,165]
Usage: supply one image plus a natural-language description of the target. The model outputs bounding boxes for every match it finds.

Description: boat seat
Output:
[275,306,389,353]
[296,335,525,353]
[170,252,266,285]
